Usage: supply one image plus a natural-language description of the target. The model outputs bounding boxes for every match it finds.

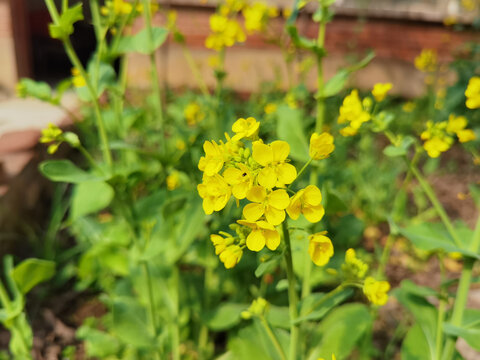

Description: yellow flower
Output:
[184,102,205,126]
[283,8,292,19]
[465,77,480,109]
[308,232,334,266]
[338,90,371,136]
[237,219,280,251]
[176,139,186,150]
[457,129,476,143]
[205,15,246,51]
[423,137,451,158]
[211,233,234,255]
[197,174,231,214]
[421,121,453,158]
[252,140,297,189]
[342,248,369,279]
[264,103,277,114]
[462,0,476,11]
[242,297,269,319]
[402,101,416,112]
[166,172,180,190]
[371,83,392,102]
[232,117,260,141]
[71,68,86,88]
[287,185,325,223]
[414,49,437,72]
[223,164,254,199]
[309,132,335,160]
[285,93,298,109]
[446,114,467,134]
[243,186,290,226]
[198,140,225,176]
[243,2,273,33]
[219,244,243,268]
[363,277,390,306]
[40,123,63,143]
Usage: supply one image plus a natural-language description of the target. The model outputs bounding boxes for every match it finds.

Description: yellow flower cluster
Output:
[341,248,368,280]
[166,171,181,190]
[414,49,438,73]
[371,83,392,102]
[71,68,86,88]
[40,123,63,154]
[184,102,205,126]
[198,118,335,268]
[363,277,390,306]
[242,2,278,33]
[465,76,480,109]
[421,115,476,158]
[100,0,158,17]
[241,297,269,319]
[205,0,247,53]
[337,90,371,136]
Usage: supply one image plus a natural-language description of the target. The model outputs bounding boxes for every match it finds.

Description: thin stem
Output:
[407,159,461,247]
[441,214,480,360]
[0,281,11,311]
[435,255,447,360]
[377,234,395,278]
[142,0,164,128]
[171,265,181,360]
[315,11,327,133]
[182,45,210,97]
[282,220,299,360]
[142,262,161,360]
[260,316,287,360]
[288,158,313,190]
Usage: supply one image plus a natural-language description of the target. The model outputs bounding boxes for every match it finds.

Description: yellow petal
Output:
[232,182,249,199]
[256,220,275,231]
[303,185,322,206]
[271,140,290,162]
[243,203,265,222]
[246,185,267,203]
[303,204,325,223]
[252,141,273,166]
[214,194,230,211]
[246,230,266,252]
[268,189,290,210]
[223,167,242,185]
[258,167,277,189]
[276,163,297,186]
[265,206,285,226]
[264,229,280,250]
[203,197,214,215]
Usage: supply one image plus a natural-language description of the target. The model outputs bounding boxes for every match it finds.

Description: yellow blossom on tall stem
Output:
[198,140,225,176]
[237,220,280,251]
[309,132,334,160]
[223,164,254,199]
[197,174,231,214]
[232,117,260,141]
[252,140,297,188]
[337,90,371,136]
[242,185,290,226]
[219,244,243,268]
[308,232,334,266]
[465,76,480,109]
[287,185,325,223]
[371,83,392,102]
[363,277,390,306]
[414,49,437,72]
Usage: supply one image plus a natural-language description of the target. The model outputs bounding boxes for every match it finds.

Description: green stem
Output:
[182,45,210,97]
[282,220,299,360]
[407,159,461,247]
[198,260,214,359]
[142,261,161,360]
[288,158,313,190]
[0,281,11,311]
[435,255,446,360]
[315,12,327,133]
[441,214,480,360]
[171,265,181,360]
[260,316,287,360]
[377,234,395,278]
[142,0,164,129]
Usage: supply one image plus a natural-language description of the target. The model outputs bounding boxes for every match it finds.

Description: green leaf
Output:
[255,254,282,277]
[401,323,432,360]
[309,303,372,360]
[70,181,114,221]
[202,303,247,331]
[399,280,439,299]
[322,70,349,98]
[39,160,108,183]
[48,3,84,39]
[16,78,52,102]
[444,324,480,351]
[76,61,116,101]
[383,145,406,157]
[117,27,169,54]
[394,281,438,360]
[295,288,354,324]
[266,306,290,330]
[112,298,156,348]
[399,222,479,259]
[77,325,121,358]
[277,105,309,162]
[11,259,55,294]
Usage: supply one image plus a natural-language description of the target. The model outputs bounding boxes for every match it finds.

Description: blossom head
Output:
[71,68,86,88]
[414,49,437,72]
[219,244,243,269]
[198,140,225,176]
[465,77,480,109]
[166,172,181,190]
[197,174,231,214]
[252,140,297,188]
[223,163,254,199]
[184,102,205,126]
[363,277,390,306]
[338,90,371,136]
[371,83,392,102]
[342,248,368,279]
[309,132,334,160]
[287,185,325,223]
[237,219,280,251]
[308,232,334,266]
[242,186,290,226]
[264,103,277,114]
[232,117,260,141]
